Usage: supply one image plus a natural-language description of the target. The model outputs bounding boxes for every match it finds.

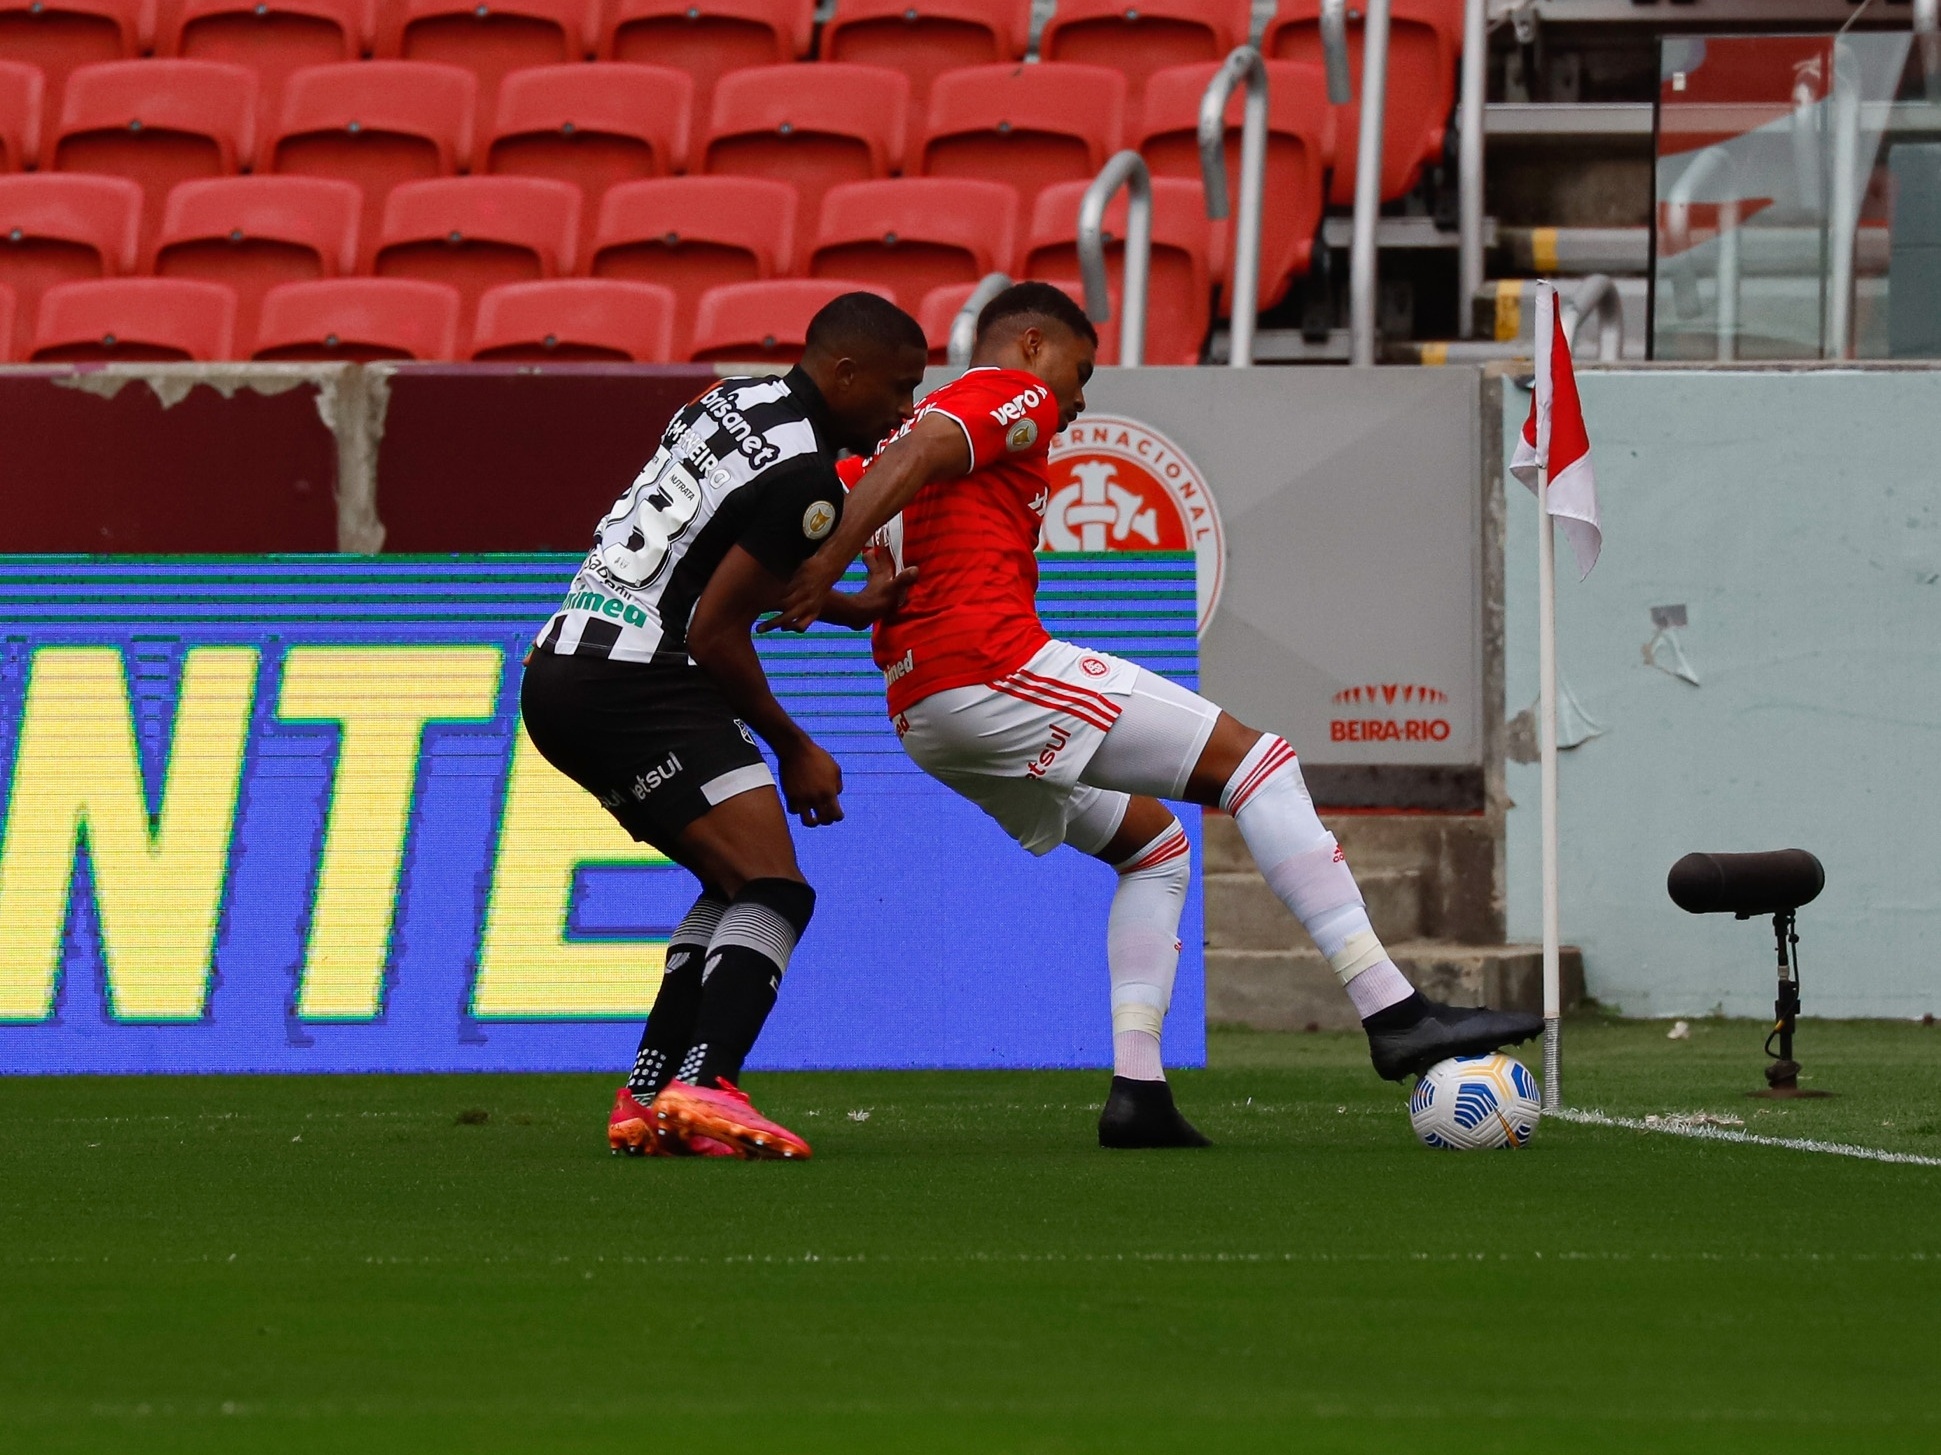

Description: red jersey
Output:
[851,367,1063,716]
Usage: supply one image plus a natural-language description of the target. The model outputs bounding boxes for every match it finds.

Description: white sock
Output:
[1219,736,1415,1020]
[1108,818,1191,1081]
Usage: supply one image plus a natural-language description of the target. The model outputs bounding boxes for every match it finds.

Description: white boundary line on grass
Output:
[1553,1106,1941,1166]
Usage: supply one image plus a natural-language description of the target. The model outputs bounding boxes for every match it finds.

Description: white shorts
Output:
[896,639,1222,857]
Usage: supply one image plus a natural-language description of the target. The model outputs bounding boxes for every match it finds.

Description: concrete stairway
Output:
[1203,812,1584,1031]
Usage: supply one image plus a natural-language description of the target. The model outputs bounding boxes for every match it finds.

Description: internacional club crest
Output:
[1042,415,1226,633]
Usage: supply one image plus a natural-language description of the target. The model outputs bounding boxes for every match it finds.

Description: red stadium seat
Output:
[381,0,596,135]
[821,0,1028,124]
[253,274,460,358]
[589,175,794,360]
[0,0,147,143]
[916,277,973,361]
[808,177,1015,316]
[1139,59,1334,309]
[921,63,1124,218]
[165,0,369,138]
[52,61,257,251]
[0,62,45,171]
[372,175,577,352]
[603,0,813,135]
[1263,0,1460,205]
[469,277,675,360]
[31,276,237,360]
[1040,0,1250,133]
[485,63,690,248]
[151,176,360,345]
[0,174,140,356]
[686,276,892,363]
[1022,176,1211,365]
[0,281,13,360]
[270,61,475,264]
[702,64,908,232]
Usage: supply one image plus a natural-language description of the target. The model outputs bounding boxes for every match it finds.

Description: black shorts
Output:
[519,651,773,851]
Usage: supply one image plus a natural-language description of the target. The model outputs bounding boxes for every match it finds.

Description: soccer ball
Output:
[1408,1053,1542,1150]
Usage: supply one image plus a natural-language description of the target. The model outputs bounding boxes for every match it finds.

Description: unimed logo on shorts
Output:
[1043,416,1225,634]
[1329,684,1452,743]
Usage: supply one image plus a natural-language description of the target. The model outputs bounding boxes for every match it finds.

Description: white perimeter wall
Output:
[1501,367,1941,1018]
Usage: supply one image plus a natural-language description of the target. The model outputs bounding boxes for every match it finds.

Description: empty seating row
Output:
[0,0,1462,201]
[0,273,919,361]
[0,57,1336,310]
[0,171,1223,360]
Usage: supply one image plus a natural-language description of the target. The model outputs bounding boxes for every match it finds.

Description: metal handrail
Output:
[1562,273,1624,363]
[1348,0,1393,366]
[946,271,1012,368]
[1318,0,1353,105]
[1664,144,1742,359]
[1826,40,1861,360]
[1077,150,1152,367]
[1457,0,1487,338]
[1918,0,1940,103]
[1198,47,1268,368]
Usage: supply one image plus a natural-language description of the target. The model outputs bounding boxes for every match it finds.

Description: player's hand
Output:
[773,549,846,633]
[779,740,844,827]
[850,546,918,622]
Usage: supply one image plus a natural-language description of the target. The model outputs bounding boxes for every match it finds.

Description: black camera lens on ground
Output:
[1667,850,1830,1098]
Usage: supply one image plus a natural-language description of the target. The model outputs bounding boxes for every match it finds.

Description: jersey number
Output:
[596,448,703,590]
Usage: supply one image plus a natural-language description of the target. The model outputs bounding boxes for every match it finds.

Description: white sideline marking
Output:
[1553,1106,1941,1167]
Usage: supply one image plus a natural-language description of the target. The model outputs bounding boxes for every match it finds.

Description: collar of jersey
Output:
[782,365,838,453]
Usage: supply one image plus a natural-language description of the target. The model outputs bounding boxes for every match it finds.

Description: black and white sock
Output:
[626,888,728,1102]
[675,878,816,1090]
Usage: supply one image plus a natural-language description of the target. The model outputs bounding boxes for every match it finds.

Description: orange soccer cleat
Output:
[651,1078,813,1161]
[608,1085,666,1156]
[609,1084,740,1157]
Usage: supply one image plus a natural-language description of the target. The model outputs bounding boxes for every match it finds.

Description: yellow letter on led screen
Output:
[0,646,256,1022]
[279,646,501,1020]
[472,725,669,1019]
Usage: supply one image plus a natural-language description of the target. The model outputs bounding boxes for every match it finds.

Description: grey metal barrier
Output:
[1919,0,1940,103]
[947,271,1013,368]
[1077,149,1152,367]
[1562,273,1624,364]
[1199,46,1268,368]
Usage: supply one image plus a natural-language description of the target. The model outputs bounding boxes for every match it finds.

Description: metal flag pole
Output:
[1535,286,1563,1112]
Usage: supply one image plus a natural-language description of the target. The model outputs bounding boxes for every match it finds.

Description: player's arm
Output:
[686,546,844,827]
[771,413,971,631]
[762,545,915,633]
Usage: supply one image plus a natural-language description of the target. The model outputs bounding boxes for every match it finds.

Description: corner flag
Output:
[1510,282,1602,579]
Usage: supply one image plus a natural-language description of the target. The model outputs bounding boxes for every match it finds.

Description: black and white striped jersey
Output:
[535,367,846,664]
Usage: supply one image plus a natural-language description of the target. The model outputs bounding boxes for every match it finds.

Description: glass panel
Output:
[1652,32,1941,361]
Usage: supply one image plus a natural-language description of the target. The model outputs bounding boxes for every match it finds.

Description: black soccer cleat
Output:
[1098,1076,1213,1149]
[1363,993,1545,1082]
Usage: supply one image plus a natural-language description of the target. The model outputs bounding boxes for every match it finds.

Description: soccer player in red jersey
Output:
[777,283,1542,1146]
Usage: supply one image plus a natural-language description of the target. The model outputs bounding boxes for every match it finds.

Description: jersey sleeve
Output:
[925,371,1062,472]
[738,461,845,579]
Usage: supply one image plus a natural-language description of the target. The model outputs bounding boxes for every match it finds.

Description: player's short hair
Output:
[804,291,926,359]
[974,281,1099,348]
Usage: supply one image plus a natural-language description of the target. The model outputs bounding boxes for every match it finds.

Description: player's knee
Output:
[1116,817,1191,890]
[735,876,817,938]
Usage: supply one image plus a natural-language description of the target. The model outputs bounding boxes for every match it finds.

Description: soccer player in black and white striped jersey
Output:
[522,293,928,1160]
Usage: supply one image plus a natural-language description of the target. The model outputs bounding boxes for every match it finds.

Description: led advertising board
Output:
[0,556,1202,1074]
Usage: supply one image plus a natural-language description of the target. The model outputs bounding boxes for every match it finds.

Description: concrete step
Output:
[1202,811,1501,945]
[1206,943,1587,1034]
[1207,865,1425,950]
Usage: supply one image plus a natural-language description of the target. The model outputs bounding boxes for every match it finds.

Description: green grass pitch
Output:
[2,1017,1937,1453]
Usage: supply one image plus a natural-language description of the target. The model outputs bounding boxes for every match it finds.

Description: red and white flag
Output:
[1510,282,1602,578]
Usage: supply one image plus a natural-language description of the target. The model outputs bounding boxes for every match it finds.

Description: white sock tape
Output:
[1329,930,1389,986]
[1111,982,1169,1039]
